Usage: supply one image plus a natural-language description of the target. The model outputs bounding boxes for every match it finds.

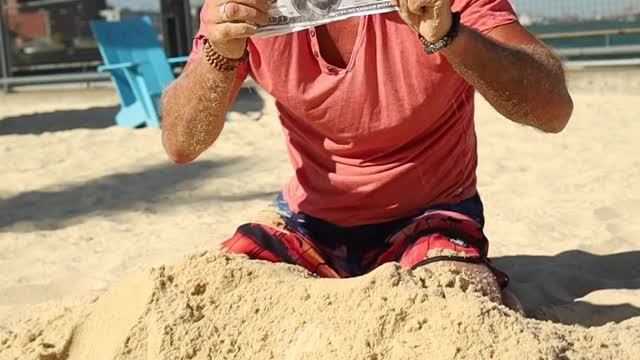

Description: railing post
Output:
[0,1,11,93]
[605,34,612,47]
[161,0,193,58]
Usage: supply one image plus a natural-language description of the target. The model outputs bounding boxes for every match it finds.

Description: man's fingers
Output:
[209,23,258,41]
[408,0,443,16]
[397,0,411,22]
[219,2,270,25]
[407,0,426,15]
[220,0,271,15]
[202,0,271,25]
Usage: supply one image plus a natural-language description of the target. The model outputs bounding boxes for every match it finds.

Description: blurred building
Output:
[6,0,106,48]
[3,0,633,85]
[1,0,194,75]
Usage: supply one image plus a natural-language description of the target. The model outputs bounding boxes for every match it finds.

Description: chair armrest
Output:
[97,62,138,72]
[168,56,189,64]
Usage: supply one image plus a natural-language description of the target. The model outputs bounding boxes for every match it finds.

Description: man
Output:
[161,0,573,303]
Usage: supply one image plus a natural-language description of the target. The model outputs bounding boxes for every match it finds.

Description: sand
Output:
[2,252,639,360]
[0,74,639,359]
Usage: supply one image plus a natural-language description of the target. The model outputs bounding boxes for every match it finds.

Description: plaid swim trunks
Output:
[220,194,508,287]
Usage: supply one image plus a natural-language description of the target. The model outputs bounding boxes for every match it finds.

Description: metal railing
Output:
[2,27,640,92]
[0,71,110,88]
[556,44,640,57]
[537,27,640,46]
[535,26,640,67]
[564,57,640,69]
[0,71,257,91]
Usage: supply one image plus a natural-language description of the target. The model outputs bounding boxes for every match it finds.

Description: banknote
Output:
[255,0,398,37]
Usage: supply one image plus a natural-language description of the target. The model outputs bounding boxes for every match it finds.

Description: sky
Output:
[106,0,640,18]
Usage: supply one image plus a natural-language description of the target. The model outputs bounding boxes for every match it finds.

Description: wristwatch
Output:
[419,11,462,55]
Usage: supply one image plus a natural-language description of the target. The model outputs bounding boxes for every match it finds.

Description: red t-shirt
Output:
[188,0,518,226]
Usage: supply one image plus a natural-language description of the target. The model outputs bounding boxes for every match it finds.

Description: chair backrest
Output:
[90,17,175,101]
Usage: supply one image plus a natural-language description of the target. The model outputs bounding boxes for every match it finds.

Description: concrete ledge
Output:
[566,66,640,94]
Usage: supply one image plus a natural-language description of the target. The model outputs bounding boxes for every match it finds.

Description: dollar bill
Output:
[255,0,398,37]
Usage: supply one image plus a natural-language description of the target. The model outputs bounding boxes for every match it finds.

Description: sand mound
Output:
[1,252,638,360]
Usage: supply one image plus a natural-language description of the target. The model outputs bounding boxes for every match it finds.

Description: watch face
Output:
[291,0,342,19]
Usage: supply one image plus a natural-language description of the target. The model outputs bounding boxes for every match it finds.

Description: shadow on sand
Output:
[0,106,118,135]
[231,87,266,114]
[0,158,277,232]
[494,250,640,327]
[0,87,267,135]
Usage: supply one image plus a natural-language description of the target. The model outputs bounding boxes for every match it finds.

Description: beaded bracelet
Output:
[203,38,249,72]
[419,11,462,55]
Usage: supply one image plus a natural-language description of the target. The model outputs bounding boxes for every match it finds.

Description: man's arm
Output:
[161,57,240,164]
[441,23,574,133]
[161,0,269,164]
[394,0,574,133]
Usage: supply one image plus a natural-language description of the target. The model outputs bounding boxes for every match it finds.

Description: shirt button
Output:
[309,29,316,37]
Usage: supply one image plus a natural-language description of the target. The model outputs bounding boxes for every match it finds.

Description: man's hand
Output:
[201,0,271,58]
[391,0,452,42]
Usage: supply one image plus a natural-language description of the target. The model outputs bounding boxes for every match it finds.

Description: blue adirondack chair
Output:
[90,17,189,128]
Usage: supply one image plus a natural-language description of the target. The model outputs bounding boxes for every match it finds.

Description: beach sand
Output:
[0,77,639,359]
